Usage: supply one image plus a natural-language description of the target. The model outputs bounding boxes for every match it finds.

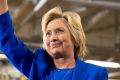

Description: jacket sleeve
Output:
[99,67,108,80]
[0,11,35,78]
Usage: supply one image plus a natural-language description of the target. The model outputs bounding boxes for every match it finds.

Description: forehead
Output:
[46,18,69,31]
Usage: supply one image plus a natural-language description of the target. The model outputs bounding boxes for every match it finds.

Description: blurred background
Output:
[0,0,120,80]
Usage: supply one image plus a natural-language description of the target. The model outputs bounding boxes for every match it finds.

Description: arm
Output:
[0,0,34,77]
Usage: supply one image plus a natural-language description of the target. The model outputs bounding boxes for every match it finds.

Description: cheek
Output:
[61,34,71,42]
[43,40,51,54]
[43,38,52,53]
[62,35,74,47]
[43,37,49,49]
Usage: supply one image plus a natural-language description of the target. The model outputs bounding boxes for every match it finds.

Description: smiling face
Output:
[43,18,74,59]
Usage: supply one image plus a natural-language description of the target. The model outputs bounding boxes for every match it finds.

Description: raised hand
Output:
[0,0,8,14]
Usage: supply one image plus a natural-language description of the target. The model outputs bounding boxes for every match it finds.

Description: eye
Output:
[56,28,64,33]
[46,31,51,36]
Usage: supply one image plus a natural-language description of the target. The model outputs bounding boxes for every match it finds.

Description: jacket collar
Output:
[72,57,88,80]
[75,57,87,71]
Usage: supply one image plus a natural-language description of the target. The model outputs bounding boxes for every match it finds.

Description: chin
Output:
[52,52,64,59]
[51,50,64,59]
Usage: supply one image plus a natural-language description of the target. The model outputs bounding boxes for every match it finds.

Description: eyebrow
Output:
[46,27,65,31]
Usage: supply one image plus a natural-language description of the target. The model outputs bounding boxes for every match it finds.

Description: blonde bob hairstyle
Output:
[42,6,87,59]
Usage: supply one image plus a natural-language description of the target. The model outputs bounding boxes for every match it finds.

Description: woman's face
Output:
[43,18,74,59]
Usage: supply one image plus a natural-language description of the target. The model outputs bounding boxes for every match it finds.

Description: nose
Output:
[50,33,58,42]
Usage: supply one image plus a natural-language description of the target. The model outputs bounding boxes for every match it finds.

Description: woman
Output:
[0,0,108,80]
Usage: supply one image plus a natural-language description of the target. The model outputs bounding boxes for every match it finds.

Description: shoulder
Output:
[75,58,108,80]
[34,48,46,54]
[84,61,108,78]
[76,58,108,75]
[85,62,108,72]
[34,48,48,59]
[34,48,53,63]
[76,58,108,72]
[82,61,108,80]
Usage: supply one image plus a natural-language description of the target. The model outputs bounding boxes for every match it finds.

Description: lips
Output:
[50,42,62,48]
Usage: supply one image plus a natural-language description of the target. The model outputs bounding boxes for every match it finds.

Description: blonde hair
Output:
[41,6,87,59]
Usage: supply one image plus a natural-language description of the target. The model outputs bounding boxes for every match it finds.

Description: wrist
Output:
[0,0,8,15]
[0,8,8,15]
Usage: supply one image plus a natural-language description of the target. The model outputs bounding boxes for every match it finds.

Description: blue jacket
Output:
[0,11,108,80]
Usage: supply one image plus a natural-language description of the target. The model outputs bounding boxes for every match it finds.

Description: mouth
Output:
[50,42,62,48]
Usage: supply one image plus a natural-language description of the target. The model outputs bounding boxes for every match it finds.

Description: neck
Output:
[54,57,75,69]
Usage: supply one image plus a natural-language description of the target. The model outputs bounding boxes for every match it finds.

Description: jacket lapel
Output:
[72,58,88,80]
